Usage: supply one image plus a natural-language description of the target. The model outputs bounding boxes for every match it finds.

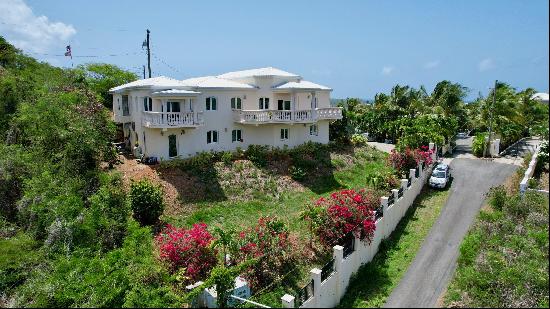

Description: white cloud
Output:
[0,0,76,53]
[424,60,440,69]
[381,66,394,75]
[478,58,495,72]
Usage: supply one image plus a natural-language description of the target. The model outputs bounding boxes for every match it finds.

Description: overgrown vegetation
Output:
[444,175,549,307]
[0,37,178,307]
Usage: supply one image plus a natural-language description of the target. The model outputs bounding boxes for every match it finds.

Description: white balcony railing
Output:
[316,107,343,120]
[142,111,204,128]
[233,107,342,124]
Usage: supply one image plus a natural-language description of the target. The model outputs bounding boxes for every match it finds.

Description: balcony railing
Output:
[142,111,204,128]
[233,107,342,124]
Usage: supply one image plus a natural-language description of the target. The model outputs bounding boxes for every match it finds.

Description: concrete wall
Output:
[282,156,434,308]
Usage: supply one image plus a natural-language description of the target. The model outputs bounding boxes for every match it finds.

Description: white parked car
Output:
[429,164,451,189]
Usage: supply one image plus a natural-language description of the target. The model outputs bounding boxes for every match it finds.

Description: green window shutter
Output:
[285,101,291,110]
[237,130,241,141]
[232,130,236,142]
[231,98,235,109]
[206,97,211,110]
[265,98,269,109]
[259,98,263,109]
[213,131,218,142]
[237,98,241,109]
[212,97,217,110]
[207,131,211,144]
[280,129,284,140]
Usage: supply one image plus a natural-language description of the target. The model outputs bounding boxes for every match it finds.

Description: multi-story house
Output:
[110,67,342,160]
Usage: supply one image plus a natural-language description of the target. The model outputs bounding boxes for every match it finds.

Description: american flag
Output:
[64,45,72,59]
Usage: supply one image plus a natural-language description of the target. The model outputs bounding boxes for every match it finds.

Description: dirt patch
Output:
[112,154,192,215]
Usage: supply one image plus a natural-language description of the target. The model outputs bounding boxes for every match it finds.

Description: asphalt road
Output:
[383,158,518,308]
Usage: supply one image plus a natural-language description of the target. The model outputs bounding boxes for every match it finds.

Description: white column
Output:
[311,268,322,307]
[410,168,416,180]
[281,294,295,308]
[333,245,344,301]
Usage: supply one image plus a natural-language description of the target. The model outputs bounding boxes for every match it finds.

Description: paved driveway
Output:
[383,158,518,308]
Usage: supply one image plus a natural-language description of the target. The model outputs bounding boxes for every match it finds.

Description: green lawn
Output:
[338,186,451,308]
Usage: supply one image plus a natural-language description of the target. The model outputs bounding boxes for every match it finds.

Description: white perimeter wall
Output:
[283,159,435,308]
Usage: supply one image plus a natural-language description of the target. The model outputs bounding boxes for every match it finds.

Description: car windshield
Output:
[432,170,446,178]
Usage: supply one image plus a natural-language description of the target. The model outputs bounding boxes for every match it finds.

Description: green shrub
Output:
[351,134,368,146]
[129,179,164,226]
[246,145,269,167]
[220,151,233,166]
[288,165,306,181]
[472,133,488,157]
[489,186,507,211]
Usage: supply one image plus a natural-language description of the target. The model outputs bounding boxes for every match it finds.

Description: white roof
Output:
[217,67,300,79]
[273,80,332,91]
[151,89,201,97]
[531,92,549,102]
[179,76,256,89]
[109,76,185,93]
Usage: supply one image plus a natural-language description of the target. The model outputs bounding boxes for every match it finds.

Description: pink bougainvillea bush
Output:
[388,146,434,174]
[303,189,379,250]
[155,223,217,281]
[230,216,299,288]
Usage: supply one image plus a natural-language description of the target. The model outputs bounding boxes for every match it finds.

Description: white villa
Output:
[110,67,342,160]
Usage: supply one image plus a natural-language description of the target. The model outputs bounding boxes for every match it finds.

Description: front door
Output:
[168,134,177,158]
[166,101,180,113]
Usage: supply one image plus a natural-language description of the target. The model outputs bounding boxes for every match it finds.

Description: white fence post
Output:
[333,245,344,302]
[410,168,416,180]
[417,162,423,177]
[311,268,322,307]
[380,196,389,239]
[281,294,295,308]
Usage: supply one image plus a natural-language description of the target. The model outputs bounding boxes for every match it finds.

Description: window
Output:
[122,95,130,116]
[277,100,291,110]
[258,97,269,109]
[310,124,318,136]
[168,134,177,157]
[143,97,152,111]
[232,129,242,142]
[280,128,289,140]
[207,130,219,144]
[231,97,242,110]
[167,101,181,113]
[206,97,217,110]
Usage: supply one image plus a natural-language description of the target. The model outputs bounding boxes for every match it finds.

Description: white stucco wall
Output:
[112,81,335,160]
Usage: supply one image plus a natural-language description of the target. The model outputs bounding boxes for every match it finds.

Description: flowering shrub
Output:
[230,216,299,288]
[155,223,217,281]
[303,189,379,249]
[388,146,433,174]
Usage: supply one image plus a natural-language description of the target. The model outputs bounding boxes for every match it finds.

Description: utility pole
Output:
[146,29,151,78]
[142,65,146,79]
[487,79,497,157]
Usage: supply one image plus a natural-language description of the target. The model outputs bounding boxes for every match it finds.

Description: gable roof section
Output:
[151,89,202,97]
[273,80,332,91]
[179,76,256,89]
[109,76,186,93]
[217,67,300,79]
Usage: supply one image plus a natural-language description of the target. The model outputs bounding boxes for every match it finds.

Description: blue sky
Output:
[1,0,548,100]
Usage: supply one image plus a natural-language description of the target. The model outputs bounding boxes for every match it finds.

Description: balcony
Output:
[232,107,342,124]
[142,111,204,128]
